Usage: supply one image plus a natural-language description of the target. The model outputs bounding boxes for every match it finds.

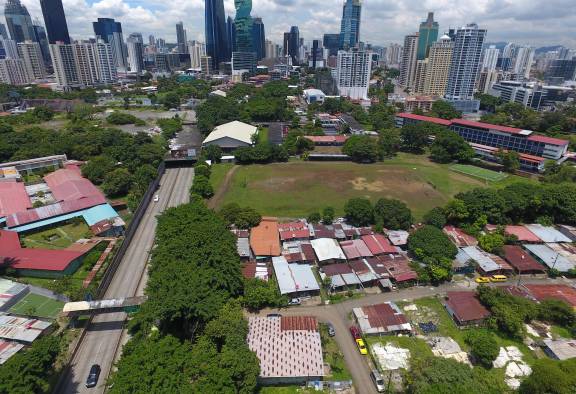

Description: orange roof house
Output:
[250,217,281,256]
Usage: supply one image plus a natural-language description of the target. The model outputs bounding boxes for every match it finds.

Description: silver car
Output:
[370,369,385,392]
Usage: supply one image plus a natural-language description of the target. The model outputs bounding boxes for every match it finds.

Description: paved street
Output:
[255,277,574,394]
[60,167,194,394]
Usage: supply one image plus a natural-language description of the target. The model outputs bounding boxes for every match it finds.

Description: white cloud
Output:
[2,0,574,47]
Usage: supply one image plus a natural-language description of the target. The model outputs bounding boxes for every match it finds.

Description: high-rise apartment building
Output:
[421,35,453,96]
[512,46,534,79]
[417,12,438,60]
[252,17,265,61]
[176,22,187,54]
[413,59,428,94]
[264,39,276,59]
[94,41,117,84]
[339,0,361,50]
[0,58,29,84]
[17,41,46,80]
[93,18,128,71]
[336,48,371,100]
[189,41,206,69]
[127,33,144,73]
[1,39,18,59]
[445,23,486,112]
[399,33,418,89]
[205,0,228,69]
[50,43,80,89]
[72,41,99,86]
[200,55,212,75]
[4,0,36,43]
[482,45,499,71]
[386,43,402,66]
[39,0,71,44]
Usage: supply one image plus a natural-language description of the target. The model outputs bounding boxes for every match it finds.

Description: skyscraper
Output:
[17,41,46,80]
[93,18,128,71]
[512,46,534,79]
[423,35,453,96]
[251,17,265,61]
[32,22,51,68]
[399,33,418,89]
[417,12,438,60]
[4,0,36,43]
[288,26,299,65]
[339,0,361,50]
[189,41,206,68]
[310,39,323,69]
[0,23,8,40]
[205,0,228,69]
[127,33,144,73]
[323,33,340,57]
[336,48,371,100]
[49,43,79,89]
[226,16,236,56]
[482,45,499,71]
[445,23,487,112]
[176,22,187,54]
[39,0,71,44]
[234,0,253,52]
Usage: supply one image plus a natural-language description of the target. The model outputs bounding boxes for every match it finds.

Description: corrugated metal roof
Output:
[445,291,490,323]
[462,246,502,273]
[524,244,575,272]
[310,238,346,262]
[525,224,572,243]
[0,339,24,364]
[362,234,397,255]
[340,239,373,260]
[0,314,51,343]
[272,256,319,295]
[502,245,545,273]
[0,181,31,217]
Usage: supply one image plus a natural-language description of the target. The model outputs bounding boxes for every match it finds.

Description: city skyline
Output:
[1,0,574,48]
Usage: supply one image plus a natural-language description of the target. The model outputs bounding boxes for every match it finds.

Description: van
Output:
[370,369,385,392]
[490,275,508,282]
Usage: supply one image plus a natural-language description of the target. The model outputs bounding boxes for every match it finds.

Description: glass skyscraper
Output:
[4,0,36,43]
[93,18,128,71]
[234,0,253,53]
[339,0,361,50]
[288,26,299,65]
[417,12,439,60]
[39,0,71,44]
[205,0,229,69]
[251,17,265,61]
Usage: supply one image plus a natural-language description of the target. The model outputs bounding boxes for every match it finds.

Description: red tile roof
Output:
[0,181,31,217]
[502,245,546,273]
[451,118,523,134]
[527,134,569,146]
[524,284,576,308]
[396,112,452,126]
[44,167,104,202]
[280,316,318,331]
[445,291,490,323]
[250,217,281,256]
[443,225,477,247]
[362,234,397,255]
[504,225,541,243]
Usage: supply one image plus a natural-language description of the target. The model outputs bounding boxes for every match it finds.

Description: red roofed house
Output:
[502,245,546,275]
[0,230,94,278]
[523,284,576,310]
[362,234,397,255]
[444,291,491,326]
[278,221,310,242]
[443,225,477,247]
[250,217,281,257]
[0,181,31,217]
[44,165,105,202]
[353,302,412,335]
[339,239,373,261]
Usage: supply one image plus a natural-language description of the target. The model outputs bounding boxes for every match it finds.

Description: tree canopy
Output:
[344,198,374,227]
[373,198,413,230]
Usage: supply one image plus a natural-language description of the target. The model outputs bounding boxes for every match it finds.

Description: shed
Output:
[339,239,373,260]
[462,246,513,275]
[502,245,546,275]
[362,234,397,255]
[523,244,575,272]
[444,291,490,326]
[310,238,346,264]
[353,302,411,335]
[202,121,258,150]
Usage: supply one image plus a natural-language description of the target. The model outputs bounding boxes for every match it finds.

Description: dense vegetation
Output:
[407,225,457,283]
[106,112,145,126]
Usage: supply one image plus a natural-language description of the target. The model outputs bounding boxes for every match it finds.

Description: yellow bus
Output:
[490,275,508,282]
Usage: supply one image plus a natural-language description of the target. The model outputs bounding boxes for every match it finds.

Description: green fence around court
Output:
[449,164,508,182]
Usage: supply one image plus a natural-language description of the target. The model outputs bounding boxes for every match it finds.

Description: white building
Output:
[0,58,30,85]
[50,43,80,90]
[513,46,535,80]
[399,33,418,89]
[423,35,454,96]
[1,39,18,59]
[482,45,500,71]
[188,40,205,69]
[202,120,258,150]
[127,33,144,74]
[336,49,372,100]
[303,88,326,104]
[17,41,45,80]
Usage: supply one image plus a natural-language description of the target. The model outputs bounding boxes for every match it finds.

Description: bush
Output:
[190,175,214,199]
[219,203,261,229]
[307,212,321,224]
[466,331,499,367]
[342,135,380,163]
[373,198,413,230]
[107,112,142,125]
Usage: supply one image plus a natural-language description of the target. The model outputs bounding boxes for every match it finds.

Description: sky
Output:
[5,0,576,48]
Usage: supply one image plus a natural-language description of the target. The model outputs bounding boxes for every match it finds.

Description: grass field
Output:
[219,154,497,220]
[210,163,234,191]
[22,222,90,250]
[8,293,64,319]
[450,164,509,182]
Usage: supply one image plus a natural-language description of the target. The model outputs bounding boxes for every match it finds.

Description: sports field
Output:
[450,164,509,182]
[9,293,64,319]
[218,154,491,220]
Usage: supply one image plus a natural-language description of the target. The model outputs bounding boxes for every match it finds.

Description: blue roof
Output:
[9,203,119,233]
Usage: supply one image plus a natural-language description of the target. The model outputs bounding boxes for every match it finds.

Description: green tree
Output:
[496,149,520,172]
[466,330,499,367]
[81,155,116,185]
[204,145,223,163]
[373,198,413,230]
[241,278,286,310]
[429,100,462,120]
[307,212,321,224]
[519,358,576,394]
[102,168,132,197]
[408,225,457,261]
[423,207,447,228]
[163,92,180,109]
[344,198,374,227]
[378,128,401,158]
[194,164,211,178]
[190,175,214,199]
[478,232,505,254]
[322,206,335,224]
[538,299,576,328]
[342,135,380,163]
[430,131,475,163]
[400,123,429,153]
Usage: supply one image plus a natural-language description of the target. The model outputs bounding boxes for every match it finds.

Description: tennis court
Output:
[8,293,64,319]
[450,164,508,182]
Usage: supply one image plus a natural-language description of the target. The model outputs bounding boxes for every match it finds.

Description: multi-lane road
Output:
[60,167,194,394]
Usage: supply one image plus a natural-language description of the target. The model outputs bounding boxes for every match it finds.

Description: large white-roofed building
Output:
[310,238,347,264]
[202,120,258,151]
[272,256,320,297]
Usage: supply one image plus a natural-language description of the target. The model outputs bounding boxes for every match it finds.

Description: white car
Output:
[288,298,301,305]
[153,195,159,202]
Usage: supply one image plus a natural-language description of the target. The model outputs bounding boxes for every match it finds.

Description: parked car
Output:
[356,338,368,355]
[490,275,508,282]
[266,313,282,318]
[349,325,361,340]
[85,364,101,388]
[327,323,335,337]
[153,194,159,202]
[370,369,385,392]
[475,276,490,284]
[288,298,301,305]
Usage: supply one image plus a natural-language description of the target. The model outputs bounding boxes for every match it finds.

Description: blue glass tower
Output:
[226,16,236,56]
[417,12,439,60]
[339,0,361,50]
[251,17,265,61]
[4,0,36,43]
[234,0,253,53]
[93,18,128,70]
[205,0,229,68]
[40,0,71,44]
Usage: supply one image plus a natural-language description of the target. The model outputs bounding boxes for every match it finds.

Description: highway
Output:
[60,167,194,394]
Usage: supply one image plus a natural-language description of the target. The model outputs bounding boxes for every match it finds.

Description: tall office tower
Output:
[477,69,499,93]
[17,41,46,79]
[0,58,29,84]
[200,55,212,75]
[156,38,166,53]
[50,43,80,89]
[482,45,499,71]
[413,59,428,94]
[205,0,228,69]
[251,17,265,61]
[339,0,361,50]
[545,59,576,83]
[422,35,453,95]
[148,35,155,46]
[188,41,206,68]
[399,33,418,89]
[4,0,36,42]
[0,39,18,59]
[310,39,323,69]
[283,32,290,57]
[234,0,253,52]
[175,22,187,53]
[39,0,70,44]
[264,39,274,59]
[417,12,438,60]
[288,26,300,64]
[336,48,372,100]
[386,43,402,65]
[127,33,144,73]
[0,23,8,39]
[93,18,128,71]
[227,16,236,55]
[323,33,340,57]
[32,22,51,68]
[501,42,516,71]
[445,23,486,112]
[512,46,534,79]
